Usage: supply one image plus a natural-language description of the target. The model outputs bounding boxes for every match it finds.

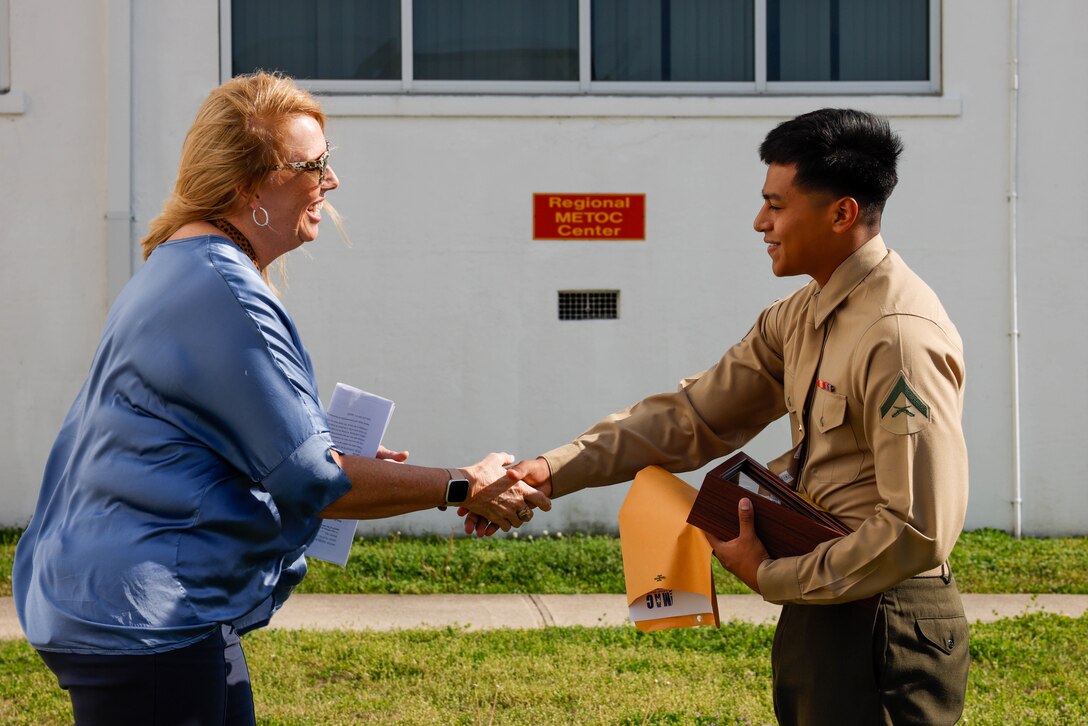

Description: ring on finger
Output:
[517,508,533,522]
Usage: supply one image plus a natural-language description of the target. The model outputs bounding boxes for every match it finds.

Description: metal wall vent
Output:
[558,290,619,321]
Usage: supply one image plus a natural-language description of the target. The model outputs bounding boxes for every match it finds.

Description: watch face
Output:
[447,479,470,504]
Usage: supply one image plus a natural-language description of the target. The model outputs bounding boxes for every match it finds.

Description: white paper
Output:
[627,589,715,624]
[306,383,395,566]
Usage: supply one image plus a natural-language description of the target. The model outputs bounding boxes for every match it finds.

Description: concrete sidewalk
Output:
[3,593,1087,639]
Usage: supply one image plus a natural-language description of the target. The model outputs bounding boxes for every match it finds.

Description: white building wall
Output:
[1015,1,1088,535]
[1,0,112,525]
[2,1,1085,536]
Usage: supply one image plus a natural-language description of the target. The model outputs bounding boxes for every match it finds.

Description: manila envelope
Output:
[619,466,720,632]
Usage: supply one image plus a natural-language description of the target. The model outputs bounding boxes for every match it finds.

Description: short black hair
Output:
[759,108,903,223]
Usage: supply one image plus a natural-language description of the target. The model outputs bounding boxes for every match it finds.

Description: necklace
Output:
[209,218,261,270]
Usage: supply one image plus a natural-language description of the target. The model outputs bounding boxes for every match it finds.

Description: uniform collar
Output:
[810,234,888,327]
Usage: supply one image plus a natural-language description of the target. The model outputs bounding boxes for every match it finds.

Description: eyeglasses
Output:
[272,140,331,185]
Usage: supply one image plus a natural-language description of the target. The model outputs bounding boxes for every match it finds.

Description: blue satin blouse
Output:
[13,235,351,654]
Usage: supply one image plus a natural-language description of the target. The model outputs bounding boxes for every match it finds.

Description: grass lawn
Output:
[2,615,1086,724]
[3,528,1087,723]
[3,527,1088,597]
[293,527,1088,595]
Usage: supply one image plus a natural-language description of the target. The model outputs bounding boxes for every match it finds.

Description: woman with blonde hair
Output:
[13,72,548,725]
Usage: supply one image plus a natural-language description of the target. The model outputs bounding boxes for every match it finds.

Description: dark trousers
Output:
[772,575,969,725]
[38,624,256,726]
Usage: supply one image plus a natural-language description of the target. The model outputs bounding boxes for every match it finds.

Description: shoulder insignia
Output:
[879,371,931,435]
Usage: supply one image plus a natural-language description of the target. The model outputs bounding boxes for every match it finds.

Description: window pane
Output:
[232,0,400,80]
[593,0,753,82]
[414,0,578,81]
[768,0,928,82]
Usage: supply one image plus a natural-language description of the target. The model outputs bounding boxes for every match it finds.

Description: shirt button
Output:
[947,637,955,650]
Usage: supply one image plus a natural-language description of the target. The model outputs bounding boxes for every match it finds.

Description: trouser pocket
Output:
[875,578,969,725]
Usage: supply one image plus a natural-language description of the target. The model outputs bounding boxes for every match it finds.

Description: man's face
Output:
[753,163,841,286]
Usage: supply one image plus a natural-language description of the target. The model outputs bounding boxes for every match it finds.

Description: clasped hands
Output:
[365,446,551,533]
[448,453,769,594]
[456,457,554,537]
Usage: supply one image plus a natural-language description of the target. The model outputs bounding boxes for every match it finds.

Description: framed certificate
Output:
[687,452,850,559]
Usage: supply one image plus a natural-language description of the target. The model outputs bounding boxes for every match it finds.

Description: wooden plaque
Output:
[687,452,850,560]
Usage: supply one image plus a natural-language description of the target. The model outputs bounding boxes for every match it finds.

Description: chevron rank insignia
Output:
[879,371,931,435]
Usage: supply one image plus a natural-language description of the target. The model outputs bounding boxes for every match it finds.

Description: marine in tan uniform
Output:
[467,109,970,724]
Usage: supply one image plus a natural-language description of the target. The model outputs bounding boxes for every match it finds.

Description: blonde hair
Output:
[142,72,339,283]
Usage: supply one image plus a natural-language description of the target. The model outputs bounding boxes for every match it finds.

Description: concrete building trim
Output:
[316,93,963,120]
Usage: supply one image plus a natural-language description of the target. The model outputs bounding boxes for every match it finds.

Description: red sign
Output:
[533,193,645,240]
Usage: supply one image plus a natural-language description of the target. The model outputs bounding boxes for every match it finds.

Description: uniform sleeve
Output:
[543,303,791,497]
[757,314,968,604]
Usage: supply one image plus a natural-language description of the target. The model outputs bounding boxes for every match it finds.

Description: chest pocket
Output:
[814,387,846,433]
[807,387,863,484]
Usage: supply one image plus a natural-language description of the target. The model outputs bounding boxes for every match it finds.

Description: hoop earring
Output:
[252,207,270,227]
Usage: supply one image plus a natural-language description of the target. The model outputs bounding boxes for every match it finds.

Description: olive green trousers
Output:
[771,575,969,725]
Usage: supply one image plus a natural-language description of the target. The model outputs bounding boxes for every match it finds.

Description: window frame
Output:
[0,0,10,94]
[220,0,941,96]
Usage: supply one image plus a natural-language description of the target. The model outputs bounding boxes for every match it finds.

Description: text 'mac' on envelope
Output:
[618,466,720,632]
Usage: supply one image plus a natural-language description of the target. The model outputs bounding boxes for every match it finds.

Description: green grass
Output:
[297,530,641,595]
[0,529,16,599]
[3,615,1086,725]
[3,527,1088,597]
[948,529,1088,594]
[4,527,1087,723]
[305,527,1088,595]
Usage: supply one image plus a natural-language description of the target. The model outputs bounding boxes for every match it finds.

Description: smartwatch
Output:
[444,469,470,506]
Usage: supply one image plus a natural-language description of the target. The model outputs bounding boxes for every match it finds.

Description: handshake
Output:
[323,447,554,531]
[448,453,554,538]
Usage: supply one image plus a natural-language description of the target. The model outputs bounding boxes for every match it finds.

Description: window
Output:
[224,0,939,95]
[414,0,578,81]
[767,0,929,83]
[592,0,754,83]
[231,0,402,81]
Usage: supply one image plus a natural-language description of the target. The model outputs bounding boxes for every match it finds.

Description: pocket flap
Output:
[917,616,967,655]
[814,388,847,433]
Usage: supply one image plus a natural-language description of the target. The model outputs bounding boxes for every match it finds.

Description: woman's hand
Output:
[458,452,552,534]
[376,445,408,463]
[460,457,554,537]
[325,450,547,522]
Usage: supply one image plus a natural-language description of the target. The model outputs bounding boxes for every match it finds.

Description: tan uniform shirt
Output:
[542,236,968,605]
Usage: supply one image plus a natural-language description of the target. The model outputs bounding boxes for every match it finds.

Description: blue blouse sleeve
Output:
[131,241,351,523]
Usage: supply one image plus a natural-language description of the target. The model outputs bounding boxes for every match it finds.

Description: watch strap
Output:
[444,468,470,506]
